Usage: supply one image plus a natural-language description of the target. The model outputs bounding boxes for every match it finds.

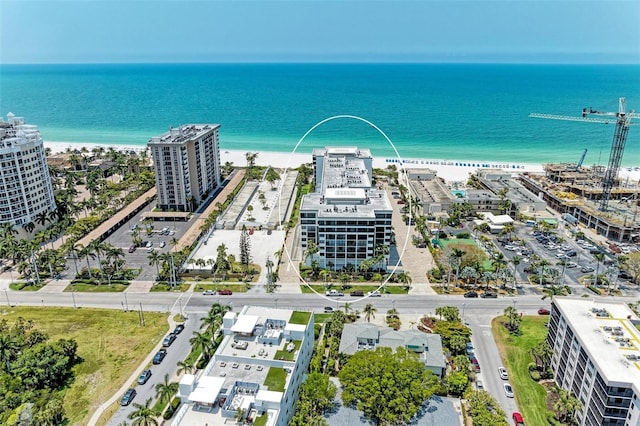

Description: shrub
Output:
[587,285,601,295]
[529,370,541,381]
[456,232,470,239]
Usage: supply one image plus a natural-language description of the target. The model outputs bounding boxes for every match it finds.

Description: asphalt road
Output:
[107,313,203,425]
[4,289,638,424]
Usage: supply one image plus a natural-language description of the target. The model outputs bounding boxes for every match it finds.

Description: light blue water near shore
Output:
[0,63,639,166]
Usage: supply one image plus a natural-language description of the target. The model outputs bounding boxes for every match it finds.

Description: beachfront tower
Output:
[148,124,222,212]
[300,147,392,271]
[0,113,57,235]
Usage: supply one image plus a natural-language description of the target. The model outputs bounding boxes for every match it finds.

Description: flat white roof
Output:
[325,187,367,200]
[189,376,225,404]
[231,314,260,333]
[179,374,196,386]
[256,389,283,403]
[554,298,640,389]
[285,323,306,333]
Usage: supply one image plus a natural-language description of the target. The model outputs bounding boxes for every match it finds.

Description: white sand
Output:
[44,140,640,184]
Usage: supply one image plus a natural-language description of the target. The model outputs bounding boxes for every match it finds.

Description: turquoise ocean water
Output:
[0,63,639,166]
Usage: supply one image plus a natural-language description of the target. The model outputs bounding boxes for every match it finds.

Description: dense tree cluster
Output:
[338,347,439,425]
[289,372,337,426]
[467,390,508,426]
[0,318,80,425]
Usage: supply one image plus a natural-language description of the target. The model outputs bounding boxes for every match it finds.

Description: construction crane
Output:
[530,97,638,212]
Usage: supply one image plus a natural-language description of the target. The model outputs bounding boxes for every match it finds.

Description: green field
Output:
[0,307,169,425]
[492,315,551,425]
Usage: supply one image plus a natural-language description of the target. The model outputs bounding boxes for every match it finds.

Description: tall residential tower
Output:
[0,113,56,233]
[148,124,221,212]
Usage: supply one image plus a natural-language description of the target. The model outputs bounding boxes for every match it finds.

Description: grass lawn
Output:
[9,282,41,291]
[64,283,128,292]
[264,367,287,392]
[149,283,191,292]
[289,311,311,325]
[274,340,302,361]
[437,238,476,248]
[314,313,333,323]
[493,315,550,425]
[0,306,169,425]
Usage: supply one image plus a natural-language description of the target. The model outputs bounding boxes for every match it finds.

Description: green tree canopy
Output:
[338,347,439,425]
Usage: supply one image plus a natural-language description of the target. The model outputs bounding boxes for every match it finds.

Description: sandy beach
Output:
[44,140,640,184]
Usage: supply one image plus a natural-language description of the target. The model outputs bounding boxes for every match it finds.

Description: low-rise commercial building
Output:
[547,298,640,426]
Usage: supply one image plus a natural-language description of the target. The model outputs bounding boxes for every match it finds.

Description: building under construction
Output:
[519,164,639,242]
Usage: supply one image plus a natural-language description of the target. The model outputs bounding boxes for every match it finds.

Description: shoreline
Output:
[44,140,640,184]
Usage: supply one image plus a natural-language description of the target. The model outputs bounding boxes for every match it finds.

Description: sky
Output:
[1,0,639,64]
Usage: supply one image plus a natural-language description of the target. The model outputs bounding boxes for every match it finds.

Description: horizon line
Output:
[2,61,639,66]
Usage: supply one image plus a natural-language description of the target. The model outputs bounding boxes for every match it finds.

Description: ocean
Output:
[1,63,639,166]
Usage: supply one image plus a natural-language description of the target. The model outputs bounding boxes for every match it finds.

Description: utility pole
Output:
[139,303,145,326]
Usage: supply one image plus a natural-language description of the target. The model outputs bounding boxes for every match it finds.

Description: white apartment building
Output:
[0,113,56,232]
[148,124,221,212]
[300,147,392,270]
[174,306,314,425]
[548,298,640,426]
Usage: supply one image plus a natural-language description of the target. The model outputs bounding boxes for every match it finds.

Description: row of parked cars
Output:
[120,323,185,406]
[463,291,498,298]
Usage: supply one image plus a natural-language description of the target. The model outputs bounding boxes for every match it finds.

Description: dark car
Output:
[350,290,364,296]
[137,369,152,385]
[323,307,334,313]
[173,324,185,334]
[120,388,137,406]
[162,333,177,347]
[538,308,550,315]
[128,245,136,253]
[464,291,478,298]
[480,292,498,298]
[153,349,167,365]
[218,289,233,295]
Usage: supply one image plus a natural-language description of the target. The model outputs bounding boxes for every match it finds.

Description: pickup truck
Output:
[325,290,344,297]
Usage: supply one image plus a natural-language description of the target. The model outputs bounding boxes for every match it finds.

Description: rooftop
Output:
[148,123,220,145]
[553,298,640,388]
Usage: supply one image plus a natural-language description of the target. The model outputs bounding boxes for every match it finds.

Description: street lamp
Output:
[4,289,10,307]
[274,298,278,309]
[72,290,77,309]
[462,303,466,322]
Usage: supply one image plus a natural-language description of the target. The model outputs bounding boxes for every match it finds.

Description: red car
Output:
[218,289,233,295]
[512,412,524,426]
[538,308,550,315]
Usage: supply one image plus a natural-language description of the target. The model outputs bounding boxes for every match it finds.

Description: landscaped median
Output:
[492,315,550,425]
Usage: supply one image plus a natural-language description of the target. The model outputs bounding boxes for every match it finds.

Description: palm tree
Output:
[363,304,377,322]
[148,250,161,280]
[0,334,17,372]
[176,358,197,375]
[127,398,159,426]
[189,331,213,359]
[537,259,551,287]
[503,306,520,331]
[593,252,605,286]
[449,248,465,288]
[76,244,94,278]
[397,271,412,289]
[154,374,179,406]
[34,211,49,227]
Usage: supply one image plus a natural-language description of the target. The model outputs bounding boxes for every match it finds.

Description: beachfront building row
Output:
[404,168,545,219]
[173,306,314,425]
[148,124,221,212]
[300,147,393,270]
[0,113,56,235]
[547,298,640,426]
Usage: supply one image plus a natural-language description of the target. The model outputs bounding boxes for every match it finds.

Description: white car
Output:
[367,291,381,297]
[160,241,166,248]
[145,241,152,248]
[504,383,514,398]
[498,366,509,380]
